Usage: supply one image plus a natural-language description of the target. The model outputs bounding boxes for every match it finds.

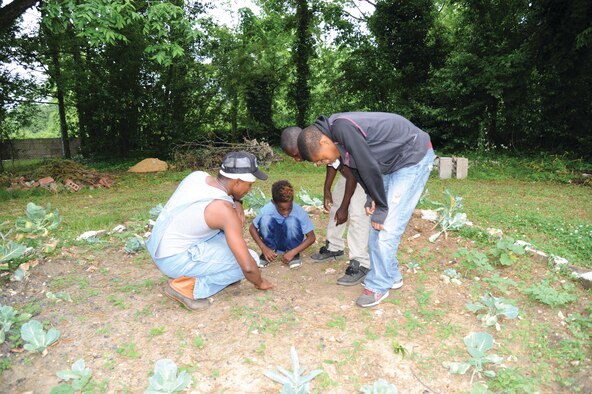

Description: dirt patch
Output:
[0,215,588,393]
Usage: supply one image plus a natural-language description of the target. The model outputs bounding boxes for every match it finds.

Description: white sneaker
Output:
[361,279,404,290]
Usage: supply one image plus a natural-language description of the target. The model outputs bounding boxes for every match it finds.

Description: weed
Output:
[148,326,166,340]
[193,335,205,349]
[327,315,346,331]
[522,280,577,307]
[483,273,518,295]
[489,237,526,266]
[453,248,493,273]
[116,342,139,359]
[436,322,461,340]
[384,321,400,338]
[391,340,408,358]
[107,295,127,309]
[364,327,379,340]
[403,310,425,336]
[314,370,338,391]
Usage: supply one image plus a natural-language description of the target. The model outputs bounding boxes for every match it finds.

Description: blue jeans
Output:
[150,231,257,299]
[257,215,304,253]
[364,149,435,294]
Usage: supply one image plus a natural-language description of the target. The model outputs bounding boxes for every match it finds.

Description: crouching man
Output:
[146,151,273,311]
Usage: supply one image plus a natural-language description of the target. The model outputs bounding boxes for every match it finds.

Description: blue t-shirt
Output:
[253,201,315,235]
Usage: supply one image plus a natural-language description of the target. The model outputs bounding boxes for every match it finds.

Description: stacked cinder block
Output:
[437,157,468,179]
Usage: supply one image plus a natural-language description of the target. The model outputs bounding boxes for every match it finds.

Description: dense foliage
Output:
[0,0,590,159]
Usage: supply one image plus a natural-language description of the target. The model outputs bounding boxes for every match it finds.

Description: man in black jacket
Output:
[297,112,435,308]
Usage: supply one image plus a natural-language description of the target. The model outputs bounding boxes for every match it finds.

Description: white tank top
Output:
[155,171,231,257]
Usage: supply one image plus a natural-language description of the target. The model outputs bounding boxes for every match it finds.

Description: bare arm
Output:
[205,200,272,289]
[249,222,277,263]
[335,166,358,225]
[323,166,338,211]
[282,230,316,264]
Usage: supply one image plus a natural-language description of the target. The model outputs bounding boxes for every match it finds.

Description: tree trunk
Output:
[51,49,71,159]
[0,0,38,32]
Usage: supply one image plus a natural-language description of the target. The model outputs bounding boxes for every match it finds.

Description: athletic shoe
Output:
[311,242,344,262]
[164,281,210,311]
[288,254,302,269]
[361,279,404,290]
[336,260,369,286]
[258,253,269,268]
[356,288,390,308]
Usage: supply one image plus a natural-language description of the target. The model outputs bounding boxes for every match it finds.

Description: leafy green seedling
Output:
[0,225,27,269]
[124,236,145,254]
[52,358,93,392]
[20,320,60,353]
[443,268,462,285]
[405,261,420,273]
[489,238,525,266]
[298,188,323,210]
[243,187,268,214]
[0,305,30,344]
[466,293,519,330]
[427,190,471,242]
[359,378,398,394]
[443,332,503,383]
[150,203,164,220]
[145,359,192,394]
[15,202,62,237]
[263,346,323,393]
[46,292,73,303]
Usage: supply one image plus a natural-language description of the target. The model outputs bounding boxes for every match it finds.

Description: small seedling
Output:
[442,332,503,383]
[489,237,525,266]
[145,359,192,394]
[427,190,471,242]
[20,320,60,353]
[263,346,323,393]
[0,304,31,344]
[466,293,519,330]
[443,268,462,285]
[46,292,73,303]
[15,202,62,238]
[359,378,398,394]
[124,236,145,254]
[52,358,93,392]
[405,261,420,273]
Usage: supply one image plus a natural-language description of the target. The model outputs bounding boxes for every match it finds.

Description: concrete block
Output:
[455,158,468,179]
[439,157,453,179]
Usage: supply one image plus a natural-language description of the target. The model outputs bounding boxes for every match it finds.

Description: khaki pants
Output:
[326,174,370,269]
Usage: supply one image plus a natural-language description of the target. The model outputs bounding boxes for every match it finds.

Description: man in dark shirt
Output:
[297,112,435,308]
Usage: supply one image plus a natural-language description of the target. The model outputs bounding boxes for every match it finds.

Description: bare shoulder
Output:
[204,199,238,229]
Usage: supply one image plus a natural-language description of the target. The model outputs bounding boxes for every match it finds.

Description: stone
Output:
[128,158,168,173]
[439,157,453,179]
[455,157,468,179]
[38,176,55,187]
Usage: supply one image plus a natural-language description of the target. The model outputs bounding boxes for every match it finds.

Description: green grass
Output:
[1,153,591,269]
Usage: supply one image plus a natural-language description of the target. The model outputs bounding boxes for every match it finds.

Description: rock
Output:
[128,158,168,173]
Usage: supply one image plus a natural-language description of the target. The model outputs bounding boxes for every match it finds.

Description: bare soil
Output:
[1,212,590,393]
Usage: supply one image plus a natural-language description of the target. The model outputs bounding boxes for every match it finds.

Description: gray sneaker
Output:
[356,288,390,308]
[258,253,269,268]
[311,242,344,262]
[336,260,369,286]
[288,254,302,269]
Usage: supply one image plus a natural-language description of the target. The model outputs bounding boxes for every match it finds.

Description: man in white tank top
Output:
[146,151,273,311]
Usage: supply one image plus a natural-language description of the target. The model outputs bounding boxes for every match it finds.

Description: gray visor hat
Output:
[220,151,268,181]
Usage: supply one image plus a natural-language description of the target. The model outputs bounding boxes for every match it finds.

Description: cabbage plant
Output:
[145,359,192,394]
[15,202,62,237]
[427,190,471,242]
[466,293,519,330]
[359,379,398,394]
[53,358,93,392]
[443,332,503,383]
[263,346,323,394]
[20,320,60,353]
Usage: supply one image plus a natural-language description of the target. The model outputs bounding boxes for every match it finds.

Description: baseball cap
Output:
[220,151,268,182]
